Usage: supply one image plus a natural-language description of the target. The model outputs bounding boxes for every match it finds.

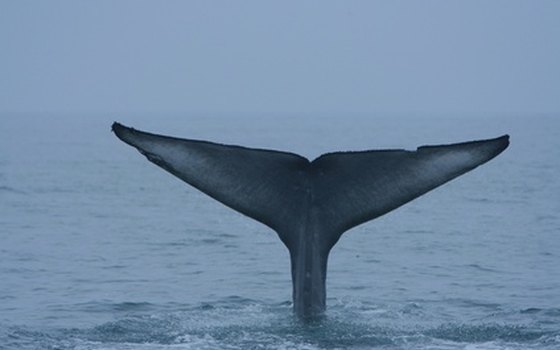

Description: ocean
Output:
[1,114,558,349]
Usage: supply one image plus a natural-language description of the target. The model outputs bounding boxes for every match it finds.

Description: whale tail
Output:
[112,122,509,251]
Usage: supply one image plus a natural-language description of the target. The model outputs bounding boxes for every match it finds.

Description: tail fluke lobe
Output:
[112,122,310,247]
[312,135,509,246]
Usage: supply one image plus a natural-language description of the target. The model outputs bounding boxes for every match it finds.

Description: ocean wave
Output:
[0,185,26,194]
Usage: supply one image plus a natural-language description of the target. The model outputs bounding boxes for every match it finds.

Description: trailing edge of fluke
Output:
[112,122,509,319]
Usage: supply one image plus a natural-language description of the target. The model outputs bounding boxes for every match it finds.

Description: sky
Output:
[1,1,559,118]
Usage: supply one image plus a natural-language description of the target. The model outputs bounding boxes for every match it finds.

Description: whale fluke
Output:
[112,122,509,318]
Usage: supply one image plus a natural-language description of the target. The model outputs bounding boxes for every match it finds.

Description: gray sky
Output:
[1,1,559,117]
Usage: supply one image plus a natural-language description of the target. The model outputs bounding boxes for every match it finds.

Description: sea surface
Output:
[1,114,559,349]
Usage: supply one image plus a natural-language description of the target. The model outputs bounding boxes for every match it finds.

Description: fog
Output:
[1,1,559,118]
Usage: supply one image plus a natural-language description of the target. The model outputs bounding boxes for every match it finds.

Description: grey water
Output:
[1,114,559,349]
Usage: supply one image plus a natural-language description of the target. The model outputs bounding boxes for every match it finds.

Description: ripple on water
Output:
[1,300,559,350]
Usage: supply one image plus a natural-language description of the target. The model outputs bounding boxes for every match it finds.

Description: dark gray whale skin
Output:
[112,122,509,320]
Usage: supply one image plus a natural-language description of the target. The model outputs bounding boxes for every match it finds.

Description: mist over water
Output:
[1,114,559,349]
